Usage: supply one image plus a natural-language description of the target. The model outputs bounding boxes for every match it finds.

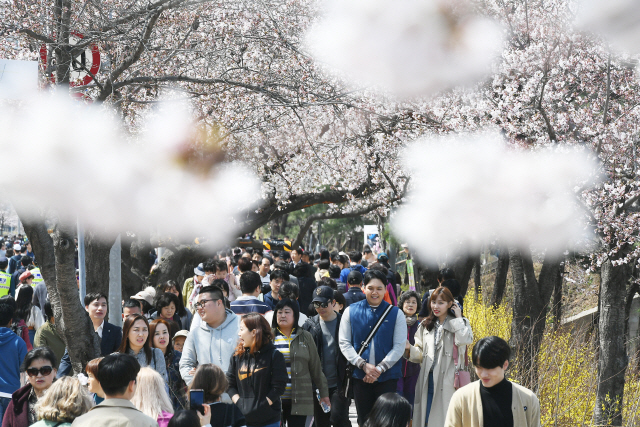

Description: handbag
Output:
[452,343,471,389]
[342,304,394,398]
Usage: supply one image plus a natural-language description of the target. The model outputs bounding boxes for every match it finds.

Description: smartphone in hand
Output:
[190,389,205,414]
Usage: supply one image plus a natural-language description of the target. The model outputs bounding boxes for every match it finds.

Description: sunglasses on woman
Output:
[26,366,53,377]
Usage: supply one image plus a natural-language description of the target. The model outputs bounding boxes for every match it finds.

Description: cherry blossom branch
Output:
[97,11,162,101]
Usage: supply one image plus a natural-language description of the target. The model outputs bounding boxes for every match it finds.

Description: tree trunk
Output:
[473,255,482,301]
[148,244,215,291]
[490,246,510,307]
[52,224,102,375]
[552,262,564,330]
[21,215,62,330]
[452,254,475,298]
[509,247,563,392]
[416,260,439,295]
[594,256,632,426]
[85,232,116,296]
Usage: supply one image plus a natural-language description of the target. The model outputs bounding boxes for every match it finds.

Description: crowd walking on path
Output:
[0,238,541,427]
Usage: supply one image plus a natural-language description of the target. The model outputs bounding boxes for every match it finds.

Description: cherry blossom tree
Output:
[425,0,640,422]
[1,0,423,370]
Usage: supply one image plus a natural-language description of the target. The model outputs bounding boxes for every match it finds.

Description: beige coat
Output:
[444,380,541,427]
[407,316,473,427]
[70,398,158,427]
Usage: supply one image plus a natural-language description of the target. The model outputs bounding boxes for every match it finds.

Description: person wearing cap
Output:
[130,287,155,317]
[338,269,407,426]
[0,257,11,298]
[302,286,350,427]
[13,271,33,301]
[182,262,206,312]
[343,270,366,307]
[376,252,397,288]
[57,292,123,378]
[172,330,188,352]
[9,256,30,299]
[7,245,23,275]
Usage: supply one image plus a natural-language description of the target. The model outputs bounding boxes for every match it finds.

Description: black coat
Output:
[293,262,317,317]
[302,313,347,391]
[226,342,287,427]
[344,287,366,307]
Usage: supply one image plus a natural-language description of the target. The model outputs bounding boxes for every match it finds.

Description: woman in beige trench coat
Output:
[404,287,473,427]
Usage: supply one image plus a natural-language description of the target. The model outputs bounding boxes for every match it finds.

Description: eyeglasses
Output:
[193,299,218,310]
[313,301,329,309]
[26,366,53,377]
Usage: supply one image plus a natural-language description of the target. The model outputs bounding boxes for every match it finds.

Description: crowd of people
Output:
[0,241,541,427]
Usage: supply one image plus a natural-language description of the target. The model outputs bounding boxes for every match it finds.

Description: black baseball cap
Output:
[312,286,334,304]
[347,270,363,285]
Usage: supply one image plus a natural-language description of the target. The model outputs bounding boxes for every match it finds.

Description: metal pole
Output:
[108,234,122,326]
[77,220,86,303]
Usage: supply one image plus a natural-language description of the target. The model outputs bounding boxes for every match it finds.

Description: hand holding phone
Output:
[190,389,205,415]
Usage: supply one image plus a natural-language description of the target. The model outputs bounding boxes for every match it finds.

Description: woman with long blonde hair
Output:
[31,376,93,427]
[130,367,174,427]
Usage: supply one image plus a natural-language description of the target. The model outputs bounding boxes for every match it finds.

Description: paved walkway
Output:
[349,401,358,427]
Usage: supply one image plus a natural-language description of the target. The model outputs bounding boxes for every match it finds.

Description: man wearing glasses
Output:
[179,285,239,396]
[302,286,350,427]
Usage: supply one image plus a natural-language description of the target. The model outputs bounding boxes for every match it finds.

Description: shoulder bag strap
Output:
[452,343,469,370]
[357,304,394,356]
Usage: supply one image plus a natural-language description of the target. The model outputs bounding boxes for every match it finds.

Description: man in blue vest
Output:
[338,269,407,426]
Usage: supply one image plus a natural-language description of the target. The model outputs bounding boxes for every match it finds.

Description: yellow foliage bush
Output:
[463,292,512,352]
[463,292,640,426]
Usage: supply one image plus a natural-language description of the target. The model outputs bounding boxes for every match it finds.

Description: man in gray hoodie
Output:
[179,285,239,392]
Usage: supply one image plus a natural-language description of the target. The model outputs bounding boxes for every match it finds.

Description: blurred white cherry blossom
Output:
[577,0,640,54]
[0,92,260,241]
[392,133,597,260]
[304,0,504,99]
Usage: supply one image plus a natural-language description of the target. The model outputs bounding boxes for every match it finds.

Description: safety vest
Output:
[30,268,44,287]
[0,270,11,297]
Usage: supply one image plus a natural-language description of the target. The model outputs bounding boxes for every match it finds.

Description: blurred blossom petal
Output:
[392,133,597,260]
[577,0,640,54]
[0,92,260,242]
[305,0,504,99]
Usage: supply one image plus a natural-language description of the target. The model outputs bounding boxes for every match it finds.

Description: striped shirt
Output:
[274,332,296,399]
[230,296,272,315]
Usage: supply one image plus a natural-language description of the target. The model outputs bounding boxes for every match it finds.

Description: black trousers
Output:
[353,378,398,426]
[281,399,307,427]
[312,386,351,427]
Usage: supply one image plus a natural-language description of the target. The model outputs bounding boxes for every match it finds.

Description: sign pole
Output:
[108,234,122,327]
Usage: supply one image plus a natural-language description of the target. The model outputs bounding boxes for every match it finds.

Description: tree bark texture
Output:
[473,255,482,301]
[52,225,101,374]
[552,263,564,330]
[21,216,63,330]
[490,245,510,307]
[147,244,215,293]
[85,232,116,296]
[594,256,631,426]
[452,254,475,298]
[416,260,439,295]
[509,247,563,392]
